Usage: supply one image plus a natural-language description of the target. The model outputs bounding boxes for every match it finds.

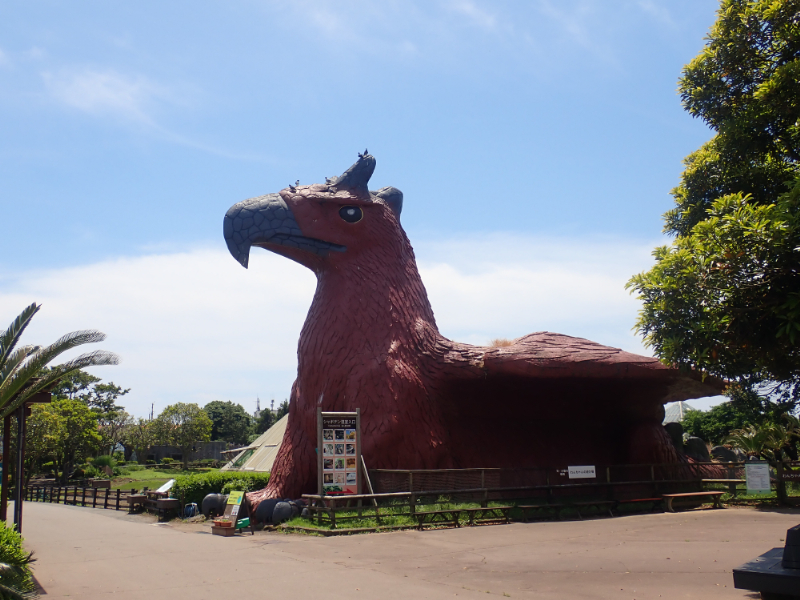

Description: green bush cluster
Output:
[161,458,174,465]
[90,455,116,468]
[0,523,35,596]
[171,471,270,505]
[220,478,257,495]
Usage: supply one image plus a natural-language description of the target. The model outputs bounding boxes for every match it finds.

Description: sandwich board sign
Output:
[317,409,361,496]
[223,490,244,521]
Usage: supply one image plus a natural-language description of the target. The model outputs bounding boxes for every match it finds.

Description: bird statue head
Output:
[223,152,404,271]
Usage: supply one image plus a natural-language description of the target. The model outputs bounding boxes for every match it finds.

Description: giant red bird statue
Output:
[224,153,723,504]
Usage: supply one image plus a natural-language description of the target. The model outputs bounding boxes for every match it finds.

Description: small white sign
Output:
[745,462,771,493]
[568,465,596,479]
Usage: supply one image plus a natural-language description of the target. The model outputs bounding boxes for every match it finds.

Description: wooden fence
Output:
[26,485,141,512]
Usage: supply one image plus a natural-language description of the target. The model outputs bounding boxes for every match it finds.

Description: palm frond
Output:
[0,331,110,410]
[0,304,40,372]
[0,347,37,386]
[0,554,36,600]
[0,579,36,600]
[0,351,120,418]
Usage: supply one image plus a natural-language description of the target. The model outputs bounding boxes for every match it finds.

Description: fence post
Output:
[115,489,121,511]
[73,486,78,505]
[82,487,87,507]
[92,488,97,508]
[329,497,336,530]
[410,492,416,517]
[104,488,109,509]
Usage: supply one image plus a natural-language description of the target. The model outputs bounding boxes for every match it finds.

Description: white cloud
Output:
[3,234,713,419]
[42,68,171,123]
[637,0,676,27]
[447,0,499,31]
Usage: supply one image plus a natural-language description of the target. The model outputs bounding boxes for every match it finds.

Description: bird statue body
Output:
[224,154,722,504]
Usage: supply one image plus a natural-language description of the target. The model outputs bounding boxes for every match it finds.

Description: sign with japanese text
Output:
[317,409,361,496]
[567,465,596,479]
[745,462,771,493]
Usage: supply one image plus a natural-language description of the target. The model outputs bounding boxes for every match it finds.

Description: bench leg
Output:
[666,498,675,513]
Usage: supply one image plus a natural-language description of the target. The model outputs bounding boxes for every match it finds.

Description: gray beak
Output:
[223,193,344,268]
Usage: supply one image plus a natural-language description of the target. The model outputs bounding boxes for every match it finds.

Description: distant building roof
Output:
[220,414,288,472]
[663,401,695,424]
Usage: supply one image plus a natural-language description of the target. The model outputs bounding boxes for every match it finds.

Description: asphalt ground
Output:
[19,501,800,599]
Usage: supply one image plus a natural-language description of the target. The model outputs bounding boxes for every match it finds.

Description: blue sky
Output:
[0,1,724,417]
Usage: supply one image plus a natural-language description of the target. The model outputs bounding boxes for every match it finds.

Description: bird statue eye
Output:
[339,206,363,223]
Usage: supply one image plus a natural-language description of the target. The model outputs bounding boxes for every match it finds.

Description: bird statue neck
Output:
[297,230,439,374]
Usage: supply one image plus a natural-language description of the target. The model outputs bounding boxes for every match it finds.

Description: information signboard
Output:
[222,490,244,520]
[745,461,771,494]
[317,409,361,496]
[568,465,596,479]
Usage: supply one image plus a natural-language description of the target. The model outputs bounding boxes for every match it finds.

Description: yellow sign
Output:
[227,491,244,505]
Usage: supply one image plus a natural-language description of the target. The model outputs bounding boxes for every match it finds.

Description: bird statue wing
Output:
[476,332,725,403]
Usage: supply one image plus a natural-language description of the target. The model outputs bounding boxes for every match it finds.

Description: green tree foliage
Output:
[153,403,212,469]
[275,399,290,421]
[254,406,274,434]
[628,1,800,396]
[203,401,253,445]
[45,398,104,484]
[51,369,101,399]
[681,403,752,445]
[23,405,60,484]
[0,303,119,418]
[50,368,133,456]
[123,418,155,464]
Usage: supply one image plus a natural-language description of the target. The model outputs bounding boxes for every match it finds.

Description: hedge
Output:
[171,471,270,506]
[0,523,35,596]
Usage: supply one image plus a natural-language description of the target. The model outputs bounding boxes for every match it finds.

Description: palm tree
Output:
[0,303,119,419]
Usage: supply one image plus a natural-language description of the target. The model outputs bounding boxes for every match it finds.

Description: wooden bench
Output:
[663,491,724,512]
[461,506,513,525]
[127,494,147,513]
[127,494,180,520]
[415,509,462,529]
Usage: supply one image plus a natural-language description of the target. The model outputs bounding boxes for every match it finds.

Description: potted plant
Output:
[213,517,233,528]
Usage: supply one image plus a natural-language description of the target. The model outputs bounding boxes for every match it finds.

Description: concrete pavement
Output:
[20,501,799,599]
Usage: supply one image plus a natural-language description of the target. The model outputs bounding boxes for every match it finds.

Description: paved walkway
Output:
[20,501,799,599]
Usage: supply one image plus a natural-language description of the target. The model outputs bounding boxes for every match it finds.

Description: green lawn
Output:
[112,467,219,491]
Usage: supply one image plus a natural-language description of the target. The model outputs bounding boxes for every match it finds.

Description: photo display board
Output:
[317,409,361,496]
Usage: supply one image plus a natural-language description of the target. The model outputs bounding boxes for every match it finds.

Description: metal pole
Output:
[0,415,10,521]
[13,405,26,532]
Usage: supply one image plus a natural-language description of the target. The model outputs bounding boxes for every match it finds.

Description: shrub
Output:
[161,458,174,465]
[146,460,155,465]
[71,467,85,479]
[91,455,116,468]
[221,479,256,494]
[84,465,100,478]
[0,523,35,596]
[172,471,270,505]
[127,465,145,472]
